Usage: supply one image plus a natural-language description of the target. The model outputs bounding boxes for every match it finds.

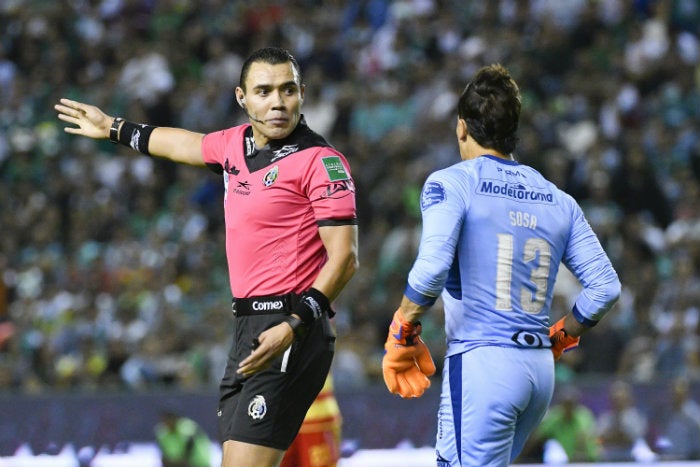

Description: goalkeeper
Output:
[381,64,620,467]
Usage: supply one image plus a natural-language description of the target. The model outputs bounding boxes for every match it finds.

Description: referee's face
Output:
[239,61,305,147]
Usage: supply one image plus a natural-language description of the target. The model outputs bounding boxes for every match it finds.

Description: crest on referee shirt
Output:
[248,395,267,420]
[262,165,279,187]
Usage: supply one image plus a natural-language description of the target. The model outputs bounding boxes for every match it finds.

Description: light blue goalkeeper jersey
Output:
[405,155,620,357]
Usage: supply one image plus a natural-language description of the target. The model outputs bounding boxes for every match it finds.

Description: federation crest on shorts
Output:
[248,395,267,420]
[262,165,279,187]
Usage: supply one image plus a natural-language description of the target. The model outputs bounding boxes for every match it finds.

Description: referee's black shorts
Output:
[217,295,335,450]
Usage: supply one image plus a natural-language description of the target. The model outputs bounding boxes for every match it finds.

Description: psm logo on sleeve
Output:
[421,181,446,210]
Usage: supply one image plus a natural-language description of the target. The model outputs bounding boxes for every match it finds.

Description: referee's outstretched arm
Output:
[55,97,206,166]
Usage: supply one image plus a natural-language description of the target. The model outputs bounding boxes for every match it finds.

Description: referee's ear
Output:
[235,87,245,108]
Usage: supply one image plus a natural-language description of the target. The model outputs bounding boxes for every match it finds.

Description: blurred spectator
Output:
[520,385,600,463]
[654,377,700,460]
[579,169,624,252]
[154,410,212,467]
[596,380,650,462]
[609,143,673,230]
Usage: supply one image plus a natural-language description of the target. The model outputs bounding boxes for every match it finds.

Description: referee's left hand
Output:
[237,322,295,377]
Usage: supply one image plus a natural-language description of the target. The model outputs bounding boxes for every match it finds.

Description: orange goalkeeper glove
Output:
[549,317,580,361]
[382,309,436,398]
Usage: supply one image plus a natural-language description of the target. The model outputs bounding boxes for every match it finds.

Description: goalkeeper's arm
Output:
[398,295,429,323]
[558,313,590,338]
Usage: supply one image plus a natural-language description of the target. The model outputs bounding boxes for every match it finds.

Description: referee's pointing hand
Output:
[55,98,114,139]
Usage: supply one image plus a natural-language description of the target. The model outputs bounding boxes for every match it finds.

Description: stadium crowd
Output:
[1,0,700,406]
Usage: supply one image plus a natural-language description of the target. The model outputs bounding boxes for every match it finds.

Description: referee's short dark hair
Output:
[458,64,521,155]
[239,47,302,91]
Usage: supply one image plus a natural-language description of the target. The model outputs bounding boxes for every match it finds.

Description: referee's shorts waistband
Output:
[232,293,300,317]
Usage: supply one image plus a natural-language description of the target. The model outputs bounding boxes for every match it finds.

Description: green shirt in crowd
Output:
[535,404,601,462]
[155,416,211,467]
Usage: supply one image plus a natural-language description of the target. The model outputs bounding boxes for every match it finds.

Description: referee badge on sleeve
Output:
[321,156,349,181]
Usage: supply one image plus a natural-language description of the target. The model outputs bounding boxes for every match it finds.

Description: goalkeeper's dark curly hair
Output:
[457,64,521,155]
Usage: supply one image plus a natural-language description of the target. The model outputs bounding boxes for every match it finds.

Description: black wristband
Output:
[118,120,156,155]
[283,314,305,338]
[293,287,331,325]
[109,117,123,144]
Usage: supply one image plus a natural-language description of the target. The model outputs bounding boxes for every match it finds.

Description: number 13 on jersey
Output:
[495,233,551,314]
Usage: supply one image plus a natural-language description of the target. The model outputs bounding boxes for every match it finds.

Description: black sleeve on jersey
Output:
[206,162,223,174]
[317,218,358,227]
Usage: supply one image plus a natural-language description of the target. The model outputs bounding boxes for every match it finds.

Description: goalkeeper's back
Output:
[407,155,620,357]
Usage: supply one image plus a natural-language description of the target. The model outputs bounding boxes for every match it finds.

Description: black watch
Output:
[283,315,306,338]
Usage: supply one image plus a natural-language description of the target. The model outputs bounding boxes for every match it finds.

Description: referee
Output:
[55,47,358,467]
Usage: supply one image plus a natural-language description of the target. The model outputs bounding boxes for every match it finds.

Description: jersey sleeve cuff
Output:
[404,284,438,307]
[317,217,358,227]
[572,304,598,327]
